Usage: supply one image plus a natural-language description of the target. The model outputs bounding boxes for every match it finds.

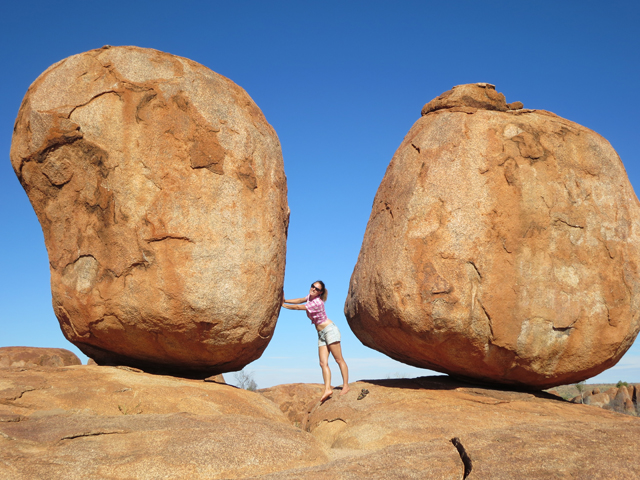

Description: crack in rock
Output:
[450,437,472,479]
[59,429,127,441]
[0,386,38,402]
[145,235,194,244]
[324,417,347,424]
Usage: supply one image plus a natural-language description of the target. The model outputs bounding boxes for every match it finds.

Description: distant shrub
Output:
[616,380,629,388]
[234,369,258,391]
[575,381,586,403]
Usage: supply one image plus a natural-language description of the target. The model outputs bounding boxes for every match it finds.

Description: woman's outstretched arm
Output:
[283,297,306,304]
[281,303,306,311]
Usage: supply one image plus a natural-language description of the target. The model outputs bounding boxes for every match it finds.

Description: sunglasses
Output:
[310,285,323,292]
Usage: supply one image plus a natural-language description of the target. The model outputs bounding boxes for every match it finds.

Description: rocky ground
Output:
[548,383,638,416]
[550,383,620,399]
[2,365,639,479]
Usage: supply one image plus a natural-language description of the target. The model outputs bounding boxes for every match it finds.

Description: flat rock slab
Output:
[0,365,283,419]
[0,413,325,480]
[0,366,325,479]
[3,367,637,478]
[251,440,463,479]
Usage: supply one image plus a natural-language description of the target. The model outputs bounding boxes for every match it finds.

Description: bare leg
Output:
[318,345,332,402]
[327,342,350,395]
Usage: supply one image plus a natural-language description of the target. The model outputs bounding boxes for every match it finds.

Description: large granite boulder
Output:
[10,46,289,376]
[345,83,640,389]
[0,347,81,368]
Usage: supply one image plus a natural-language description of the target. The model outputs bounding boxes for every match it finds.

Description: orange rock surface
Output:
[2,367,638,478]
[261,377,640,479]
[259,382,324,426]
[0,366,326,479]
[10,46,289,376]
[345,83,640,388]
[0,346,81,368]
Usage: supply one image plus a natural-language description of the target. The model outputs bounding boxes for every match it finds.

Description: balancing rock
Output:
[345,83,640,389]
[10,46,289,376]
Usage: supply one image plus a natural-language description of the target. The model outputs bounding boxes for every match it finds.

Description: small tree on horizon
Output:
[234,369,258,392]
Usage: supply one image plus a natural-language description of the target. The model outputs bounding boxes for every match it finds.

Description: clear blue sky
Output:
[1,1,639,388]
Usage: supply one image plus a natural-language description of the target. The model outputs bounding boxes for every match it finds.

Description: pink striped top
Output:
[305,295,328,326]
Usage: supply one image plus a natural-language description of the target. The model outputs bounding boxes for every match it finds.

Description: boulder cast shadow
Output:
[360,375,566,402]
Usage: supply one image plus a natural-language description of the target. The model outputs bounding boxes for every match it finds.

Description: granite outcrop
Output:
[2,365,639,478]
[259,377,640,479]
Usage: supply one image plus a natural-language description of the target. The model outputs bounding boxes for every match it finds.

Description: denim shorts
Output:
[317,322,341,347]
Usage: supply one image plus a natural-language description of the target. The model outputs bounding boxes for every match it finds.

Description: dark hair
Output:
[312,280,328,302]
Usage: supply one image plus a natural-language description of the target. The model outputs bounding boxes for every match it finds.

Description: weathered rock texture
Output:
[260,377,640,479]
[10,46,289,376]
[259,383,324,426]
[345,83,640,389]
[0,347,81,368]
[0,366,326,479]
[2,368,638,478]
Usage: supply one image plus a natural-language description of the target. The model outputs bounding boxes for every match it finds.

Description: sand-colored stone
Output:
[3,369,638,478]
[10,46,289,376]
[0,366,326,479]
[0,365,278,419]
[611,386,633,413]
[560,383,640,412]
[0,414,325,480]
[262,376,640,478]
[0,346,81,368]
[583,392,612,408]
[345,83,640,389]
[258,383,324,426]
[252,441,463,479]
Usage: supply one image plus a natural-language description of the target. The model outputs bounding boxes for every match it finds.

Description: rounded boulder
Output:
[10,46,289,376]
[345,83,640,389]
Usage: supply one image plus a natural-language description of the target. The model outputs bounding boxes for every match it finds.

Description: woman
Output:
[282,280,350,402]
